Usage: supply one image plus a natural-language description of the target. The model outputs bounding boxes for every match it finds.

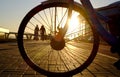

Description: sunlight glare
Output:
[68,12,79,32]
[67,12,80,40]
[0,27,9,33]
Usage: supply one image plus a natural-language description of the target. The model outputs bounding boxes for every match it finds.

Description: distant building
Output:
[97,1,120,37]
[97,1,120,17]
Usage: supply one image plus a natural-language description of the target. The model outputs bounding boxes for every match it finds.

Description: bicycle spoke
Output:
[18,1,99,76]
[58,8,68,28]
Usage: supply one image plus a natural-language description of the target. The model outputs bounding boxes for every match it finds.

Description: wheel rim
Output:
[17,2,99,76]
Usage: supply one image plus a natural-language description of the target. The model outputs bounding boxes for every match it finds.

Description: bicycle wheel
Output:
[17,1,99,76]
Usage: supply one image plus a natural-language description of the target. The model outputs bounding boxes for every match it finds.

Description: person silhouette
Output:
[33,25,39,40]
[40,25,46,41]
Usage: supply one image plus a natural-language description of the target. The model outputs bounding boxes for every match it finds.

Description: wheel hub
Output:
[50,38,65,50]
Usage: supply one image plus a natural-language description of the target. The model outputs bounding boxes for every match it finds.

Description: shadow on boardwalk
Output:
[0,41,120,77]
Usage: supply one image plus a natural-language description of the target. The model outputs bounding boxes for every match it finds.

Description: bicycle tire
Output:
[17,1,99,76]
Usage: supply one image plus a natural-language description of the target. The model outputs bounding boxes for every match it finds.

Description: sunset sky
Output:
[0,0,119,32]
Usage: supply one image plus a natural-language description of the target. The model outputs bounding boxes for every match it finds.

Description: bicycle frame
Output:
[80,0,118,46]
[59,0,118,46]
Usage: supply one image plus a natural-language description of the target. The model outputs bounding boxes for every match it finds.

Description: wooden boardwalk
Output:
[0,40,120,77]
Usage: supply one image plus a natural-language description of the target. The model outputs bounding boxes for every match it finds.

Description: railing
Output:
[4,32,34,40]
[65,27,92,41]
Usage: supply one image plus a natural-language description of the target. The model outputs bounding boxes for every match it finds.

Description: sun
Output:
[68,12,80,33]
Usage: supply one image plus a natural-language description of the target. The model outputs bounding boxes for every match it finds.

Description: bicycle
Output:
[17,0,119,77]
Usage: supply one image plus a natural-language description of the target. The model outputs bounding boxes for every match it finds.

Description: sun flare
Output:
[68,12,80,33]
